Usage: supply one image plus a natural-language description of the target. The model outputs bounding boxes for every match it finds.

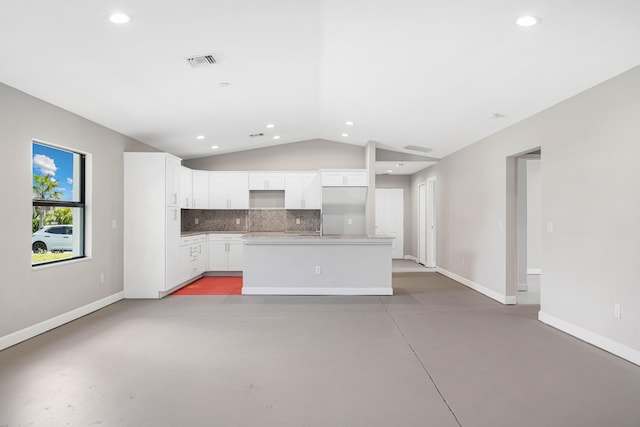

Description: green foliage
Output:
[32,211,40,233]
[33,174,62,200]
[33,173,64,230]
[46,207,73,225]
[32,252,72,264]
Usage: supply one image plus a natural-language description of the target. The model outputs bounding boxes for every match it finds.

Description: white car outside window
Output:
[32,225,73,252]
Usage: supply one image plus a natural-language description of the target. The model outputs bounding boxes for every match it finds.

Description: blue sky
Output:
[32,143,75,201]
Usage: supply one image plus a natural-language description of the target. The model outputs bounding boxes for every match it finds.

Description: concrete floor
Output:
[1,272,639,426]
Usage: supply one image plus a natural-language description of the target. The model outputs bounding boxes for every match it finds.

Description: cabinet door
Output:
[180,167,193,208]
[209,174,229,209]
[249,173,268,190]
[227,241,244,271]
[249,173,284,190]
[345,171,368,186]
[180,245,192,283]
[303,173,322,209]
[266,173,285,190]
[228,173,249,209]
[321,172,346,187]
[208,241,229,271]
[165,157,181,206]
[192,171,209,209]
[285,174,305,209]
[165,207,181,290]
[195,241,208,274]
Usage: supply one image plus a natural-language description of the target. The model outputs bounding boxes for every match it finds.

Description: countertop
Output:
[243,232,393,240]
[181,231,393,240]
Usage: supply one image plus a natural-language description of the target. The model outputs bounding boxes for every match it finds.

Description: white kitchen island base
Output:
[242,235,393,295]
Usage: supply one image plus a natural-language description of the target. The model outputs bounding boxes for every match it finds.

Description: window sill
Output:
[31,255,91,271]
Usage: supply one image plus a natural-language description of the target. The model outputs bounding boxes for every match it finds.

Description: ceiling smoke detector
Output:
[185,54,217,68]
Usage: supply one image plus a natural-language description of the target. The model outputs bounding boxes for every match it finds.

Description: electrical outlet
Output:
[461,258,465,266]
[547,222,554,233]
[236,218,241,225]
[347,218,353,225]
[100,273,105,284]
[111,219,117,229]
[315,266,321,275]
[296,218,300,225]
[614,304,621,319]
[194,218,199,225]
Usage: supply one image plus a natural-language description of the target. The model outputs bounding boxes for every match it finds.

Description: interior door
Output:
[426,178,436,268]
[418,184,426,265]
[375,188,404,259]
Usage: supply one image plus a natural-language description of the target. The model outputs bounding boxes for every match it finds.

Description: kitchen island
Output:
[242,233,393,295]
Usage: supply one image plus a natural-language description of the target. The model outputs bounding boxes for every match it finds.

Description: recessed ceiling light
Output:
[211,145,219,150]
[345,121,354,126]
[516,15,541,27]
[109,12,132,24]
[386,170,393,174]
[266,123,275,129]
[196,135,205,140]
[341,133,349,137]
[273,135,281,140]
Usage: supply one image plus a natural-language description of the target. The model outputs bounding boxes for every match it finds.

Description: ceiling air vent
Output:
[186,54,217,68]
[403,145,432,154]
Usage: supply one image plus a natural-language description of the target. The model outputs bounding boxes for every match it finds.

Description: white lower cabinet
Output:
[208,234,243,271]
[180,234,207,283]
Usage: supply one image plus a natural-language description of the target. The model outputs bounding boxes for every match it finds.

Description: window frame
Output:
[32,141,87,266]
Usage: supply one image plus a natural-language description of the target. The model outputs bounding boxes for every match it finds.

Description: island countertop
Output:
[242,232,393,241]
[242,232,393,295]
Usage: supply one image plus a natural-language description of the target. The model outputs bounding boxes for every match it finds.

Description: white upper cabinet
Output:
[321,170,369,187]
[165,156,181,207]
[209,172,249,209]
[180,168,209,209]
[285,172,321,209]
[249,172,285,190]
[191,171,209,209]
[179,167,193,208]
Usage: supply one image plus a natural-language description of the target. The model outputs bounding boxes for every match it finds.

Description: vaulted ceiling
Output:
[1,1,639,161]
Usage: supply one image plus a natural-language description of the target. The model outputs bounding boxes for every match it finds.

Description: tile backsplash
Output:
[181,209,320,234]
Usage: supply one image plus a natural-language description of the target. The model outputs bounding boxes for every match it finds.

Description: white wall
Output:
[527,159,541,272]
[0,82,155,346]
[411,65,640,364]
[184,139,365,171]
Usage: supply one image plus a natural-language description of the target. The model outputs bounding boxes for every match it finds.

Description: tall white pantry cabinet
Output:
[124,152,182,298]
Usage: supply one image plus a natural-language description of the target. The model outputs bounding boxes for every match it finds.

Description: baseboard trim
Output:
[0,292,124,351]
[538,311,640,366]
[436,267,516,305]
[242,287,393,296]
[527,268,542,275]
[404,255,418,262]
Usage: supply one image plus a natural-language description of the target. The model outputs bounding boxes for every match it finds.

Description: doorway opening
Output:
[375,188,404,259]
[506,148,541,305]
[418,178,436,267]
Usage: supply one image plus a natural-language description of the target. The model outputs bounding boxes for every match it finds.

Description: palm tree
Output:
[33,174,63,230]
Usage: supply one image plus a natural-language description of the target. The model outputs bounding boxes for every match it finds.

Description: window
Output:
[32,142,86,265]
